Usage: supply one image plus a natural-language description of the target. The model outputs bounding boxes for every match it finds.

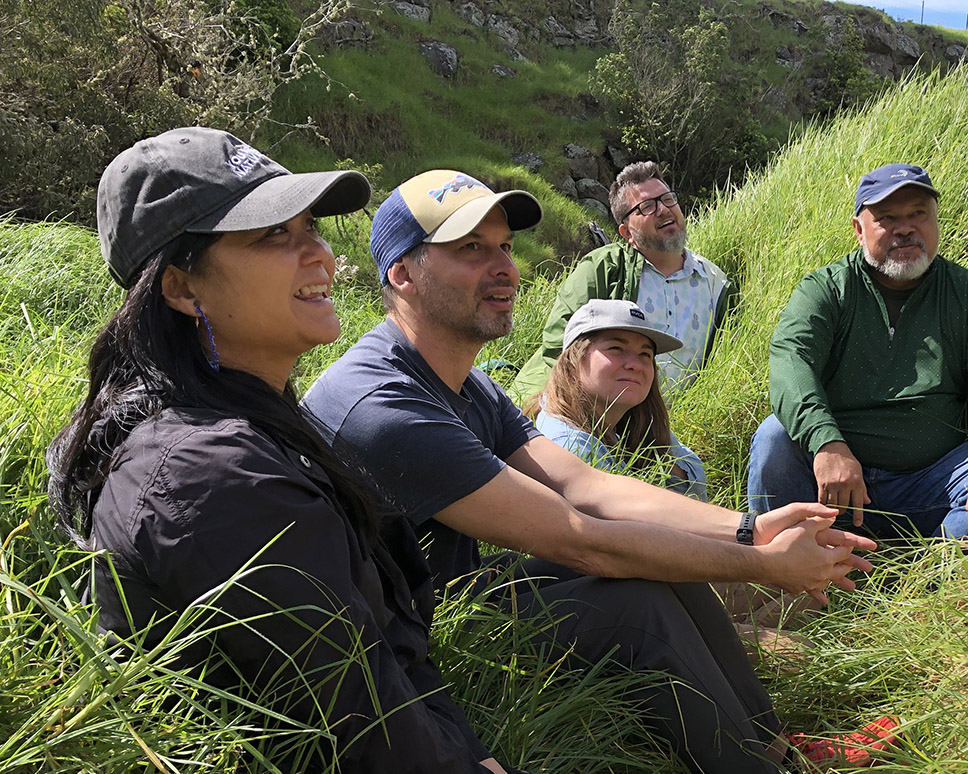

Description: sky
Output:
[852,0,968,29]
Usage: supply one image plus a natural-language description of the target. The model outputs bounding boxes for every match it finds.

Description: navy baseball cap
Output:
[370,169,542,285]
[97,127,371,287]
[854,163,938,216]
[563,299,683,354]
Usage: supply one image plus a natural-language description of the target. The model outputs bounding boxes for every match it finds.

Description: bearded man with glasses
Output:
[514,161,735,401]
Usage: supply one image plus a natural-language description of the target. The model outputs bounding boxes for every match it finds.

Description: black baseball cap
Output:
[97,127,371,287]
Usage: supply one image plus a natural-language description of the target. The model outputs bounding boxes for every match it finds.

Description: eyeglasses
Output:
[621,191,679,221]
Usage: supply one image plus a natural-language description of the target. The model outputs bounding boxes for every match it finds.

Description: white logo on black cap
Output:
[226,142,268,178]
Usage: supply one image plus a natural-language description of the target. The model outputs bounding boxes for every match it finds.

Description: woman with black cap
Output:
[47,127,517,773]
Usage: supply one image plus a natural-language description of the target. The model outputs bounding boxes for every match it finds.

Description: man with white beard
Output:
[513,161,734,399]
[747,163,968,539]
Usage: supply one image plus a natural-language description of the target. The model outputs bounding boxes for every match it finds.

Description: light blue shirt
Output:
[636,249,720,393]
[534,410,708,501]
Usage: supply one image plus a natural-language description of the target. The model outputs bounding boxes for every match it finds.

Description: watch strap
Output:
[736,511,757,545]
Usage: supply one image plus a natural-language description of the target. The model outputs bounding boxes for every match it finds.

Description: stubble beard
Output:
[421,284,514,346]
[862,241,933,283]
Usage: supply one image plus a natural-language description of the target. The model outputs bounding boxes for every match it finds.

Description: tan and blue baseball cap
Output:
[97,127,371,287]
[370,169,542,284]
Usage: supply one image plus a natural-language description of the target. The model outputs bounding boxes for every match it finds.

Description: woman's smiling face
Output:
[579,329,657,425]
[189,209,340,389]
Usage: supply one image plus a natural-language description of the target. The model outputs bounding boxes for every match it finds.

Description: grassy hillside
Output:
[3,66,968,771]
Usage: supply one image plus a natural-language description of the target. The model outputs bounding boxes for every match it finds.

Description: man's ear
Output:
[617,222,633,246]
[386,259,418,297]
[852,215,864,247]
[161,265,200,317]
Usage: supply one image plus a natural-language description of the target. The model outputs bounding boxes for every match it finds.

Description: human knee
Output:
[750,415,798,461]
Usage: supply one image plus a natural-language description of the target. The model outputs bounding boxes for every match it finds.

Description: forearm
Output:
[565,467,742,541]
[439,465,769,584]
[574,514,776,584]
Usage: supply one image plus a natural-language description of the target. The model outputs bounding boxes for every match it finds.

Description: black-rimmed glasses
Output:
[622,191,679,221]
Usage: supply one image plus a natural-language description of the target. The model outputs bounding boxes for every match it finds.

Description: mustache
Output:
[890,236,925,250]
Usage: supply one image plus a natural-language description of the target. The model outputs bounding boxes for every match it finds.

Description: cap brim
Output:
[425,190,542,243]
[188,170,371,232]
[860,180,939,210]
[564,325,683,354]
[636,328,682,355]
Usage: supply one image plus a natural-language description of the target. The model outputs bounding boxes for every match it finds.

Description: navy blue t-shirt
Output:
[302,318,539,585]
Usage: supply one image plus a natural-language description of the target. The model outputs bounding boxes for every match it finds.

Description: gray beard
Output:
[862,244,933,283]
[632,227,688,257]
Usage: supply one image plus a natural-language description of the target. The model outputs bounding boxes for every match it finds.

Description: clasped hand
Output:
[755,502,876,605]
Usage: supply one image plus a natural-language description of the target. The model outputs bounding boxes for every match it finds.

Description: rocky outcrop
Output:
[393,1,431,23]
[420,41,459,77]
[550,141,644,220]
[447,0,608,49]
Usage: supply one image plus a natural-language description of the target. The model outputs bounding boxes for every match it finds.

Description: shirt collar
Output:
[640,247,706,280]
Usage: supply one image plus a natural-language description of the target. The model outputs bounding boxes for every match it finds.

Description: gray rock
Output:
[564,143,598,180]
[867,52,896,79]
[576,177,609,205]
[420,41,459,78]
[946,44,967,63]
[579,198,611,219]
[559,176,578,199]
[486,14,520,46]
[893,31,920,63]
[564,142,595,160]
[505,46,528,62]
[492,64,517,78]
[454,1,485,27]
[543,16,575,47]
[326,18,371,48]
[860,22,897,55]
[511,152,542,171]
[775,45,802,67]
[573,16,600,43]
[569,157,598,181]
[393,1,430,22]
[763,6,807,35]
[606,144,631,172]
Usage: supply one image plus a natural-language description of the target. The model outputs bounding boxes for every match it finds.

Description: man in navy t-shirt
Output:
[303,169,878,774]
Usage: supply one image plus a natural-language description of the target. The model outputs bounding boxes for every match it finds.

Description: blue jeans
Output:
[747,414,968,539]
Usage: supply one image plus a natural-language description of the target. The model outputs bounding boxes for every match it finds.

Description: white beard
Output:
[863,244,933,283]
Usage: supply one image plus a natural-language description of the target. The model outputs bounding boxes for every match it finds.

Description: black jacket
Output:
[91,407,490,772]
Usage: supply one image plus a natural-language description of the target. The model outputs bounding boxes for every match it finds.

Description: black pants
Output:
[482,553,783,774]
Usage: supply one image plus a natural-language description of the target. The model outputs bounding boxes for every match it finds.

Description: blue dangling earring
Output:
[194,300,220,371]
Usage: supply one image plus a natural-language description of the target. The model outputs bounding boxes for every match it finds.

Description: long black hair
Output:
[47,232,381,546]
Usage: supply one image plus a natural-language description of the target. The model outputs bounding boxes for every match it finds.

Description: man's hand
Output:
[755,502,876,604]
[814,441,871,526]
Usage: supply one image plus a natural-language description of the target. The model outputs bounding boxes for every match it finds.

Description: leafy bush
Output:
[0,0,344,226]
[594,0,771,204]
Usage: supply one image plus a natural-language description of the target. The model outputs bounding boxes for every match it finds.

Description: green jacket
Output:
[770,249,968,471]
[513,240,734,401]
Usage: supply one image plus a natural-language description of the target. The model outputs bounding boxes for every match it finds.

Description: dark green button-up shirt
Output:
[770,249,968,471]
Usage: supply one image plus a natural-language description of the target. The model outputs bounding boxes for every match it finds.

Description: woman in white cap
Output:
[47,128,521,774]
[531,298,707,500]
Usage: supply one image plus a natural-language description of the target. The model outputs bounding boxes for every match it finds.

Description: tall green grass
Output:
[4,66,968,771]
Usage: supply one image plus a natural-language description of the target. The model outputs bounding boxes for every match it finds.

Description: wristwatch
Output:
[736,511,757,545]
